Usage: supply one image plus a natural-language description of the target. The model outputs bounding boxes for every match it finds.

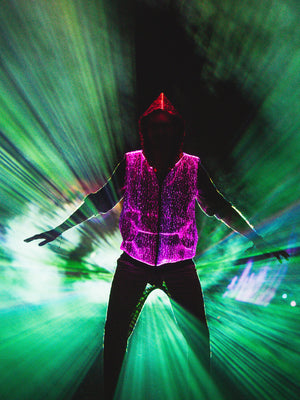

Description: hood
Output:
[140,92,181,119]
[139,93,185,165]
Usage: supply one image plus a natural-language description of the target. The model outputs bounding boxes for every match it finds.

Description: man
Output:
[25,93,288,399]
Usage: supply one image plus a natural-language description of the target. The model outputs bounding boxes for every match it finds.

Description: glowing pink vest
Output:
[119,150,200,266]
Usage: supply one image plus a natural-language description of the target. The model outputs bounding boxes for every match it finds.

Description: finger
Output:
[39,237,53,246]
[276,251,289,261]
[282,251,290,260]
[24,234,42,242]
[274,251,289,263]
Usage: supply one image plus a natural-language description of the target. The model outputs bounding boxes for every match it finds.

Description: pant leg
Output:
[162,261,210,371]
[104,255,148,400]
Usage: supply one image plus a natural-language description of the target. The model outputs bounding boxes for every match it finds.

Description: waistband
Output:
[119,251,194,271]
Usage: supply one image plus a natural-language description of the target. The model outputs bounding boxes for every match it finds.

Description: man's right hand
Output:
[24,229,60,246]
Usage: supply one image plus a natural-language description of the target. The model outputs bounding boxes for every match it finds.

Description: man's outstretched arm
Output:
[24,159,125,246]
[197,163,289,262]
[214,203,289,262]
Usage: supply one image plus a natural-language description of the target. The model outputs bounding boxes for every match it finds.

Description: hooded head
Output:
[139,93,185,169]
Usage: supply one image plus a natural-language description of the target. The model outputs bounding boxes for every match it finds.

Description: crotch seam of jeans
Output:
[127,281,170,338]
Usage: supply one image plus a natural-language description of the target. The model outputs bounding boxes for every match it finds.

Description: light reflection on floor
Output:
[0,248,298,400]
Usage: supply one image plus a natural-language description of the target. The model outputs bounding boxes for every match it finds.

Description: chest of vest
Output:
[119,150,199,266]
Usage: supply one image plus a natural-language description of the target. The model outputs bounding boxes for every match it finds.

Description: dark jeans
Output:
[104,252,210,399]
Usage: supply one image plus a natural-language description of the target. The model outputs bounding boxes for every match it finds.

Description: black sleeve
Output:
[197,162,232,217]
[85,158,126,213]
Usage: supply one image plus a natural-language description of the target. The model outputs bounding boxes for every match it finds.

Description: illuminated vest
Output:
[119,150,200,266]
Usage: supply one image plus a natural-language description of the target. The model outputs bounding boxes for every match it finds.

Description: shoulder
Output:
[125,150,143,156]
[124,150,145,165]
[182,153,200,167]
[124,150,143,160]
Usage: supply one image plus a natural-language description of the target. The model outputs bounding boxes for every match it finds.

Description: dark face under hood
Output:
[139,93,185,168]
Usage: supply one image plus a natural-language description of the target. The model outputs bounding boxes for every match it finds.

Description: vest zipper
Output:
[154,183,162,267]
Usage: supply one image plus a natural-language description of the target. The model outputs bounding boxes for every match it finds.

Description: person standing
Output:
[25,93,288,399]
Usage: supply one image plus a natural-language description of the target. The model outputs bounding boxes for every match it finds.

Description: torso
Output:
[151,152,182,185]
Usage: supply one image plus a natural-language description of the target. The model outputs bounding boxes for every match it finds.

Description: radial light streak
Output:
[0,282,109,400]
[179,0,300,227]
[116,289,222,400]
[0,2,133,399]
[208,294,299,400]
[0,0,136,222]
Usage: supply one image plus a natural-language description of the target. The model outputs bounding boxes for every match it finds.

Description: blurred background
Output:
[0,0,299,399]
